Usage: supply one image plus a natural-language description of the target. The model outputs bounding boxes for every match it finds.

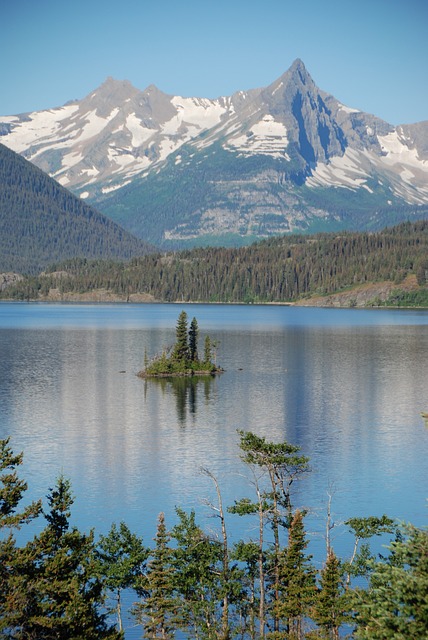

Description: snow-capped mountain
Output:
[2,59,428,246]
[0,77,253,199]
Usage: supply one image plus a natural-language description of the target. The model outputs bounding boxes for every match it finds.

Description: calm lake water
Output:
[1,302,427,635]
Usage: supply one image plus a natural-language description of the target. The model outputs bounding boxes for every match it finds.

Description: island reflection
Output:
[143,376,215,423]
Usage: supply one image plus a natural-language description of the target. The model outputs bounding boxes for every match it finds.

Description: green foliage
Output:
[133,512,178,639]
[352,526,428,639]
[271,510,317,638]
[188,317,199,361]
[170,507,226,637]
[4,219,428,306]
[344,515,396,587]
[311,551,349,640]
[2,474,121,639]
[139,311,221,377]
[97,522,148,632]
[0,437,42,530]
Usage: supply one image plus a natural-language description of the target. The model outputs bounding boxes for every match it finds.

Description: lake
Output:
[0,302,427,635]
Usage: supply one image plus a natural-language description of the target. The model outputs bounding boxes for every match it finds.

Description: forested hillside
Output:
[0,143,154,274]
[2,220,428,306]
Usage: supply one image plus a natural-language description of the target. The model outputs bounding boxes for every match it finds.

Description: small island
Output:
[138,310,223,378]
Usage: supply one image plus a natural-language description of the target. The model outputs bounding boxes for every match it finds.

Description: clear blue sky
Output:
[1,0,427,125]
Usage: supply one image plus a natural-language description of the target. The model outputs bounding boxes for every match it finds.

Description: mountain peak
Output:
[289,58,307,73]
[97,76,139,95]
[286,58,312,86]
[81,77,141,117]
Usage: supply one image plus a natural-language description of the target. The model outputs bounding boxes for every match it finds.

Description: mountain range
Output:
[1,59,428,247]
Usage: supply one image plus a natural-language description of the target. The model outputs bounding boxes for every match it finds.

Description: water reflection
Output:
[0,305,427,548]
[143,376,215,423]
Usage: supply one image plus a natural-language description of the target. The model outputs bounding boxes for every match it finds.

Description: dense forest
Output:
[0,143,154,274]
[1,435,426,639]
[2,219,428,306]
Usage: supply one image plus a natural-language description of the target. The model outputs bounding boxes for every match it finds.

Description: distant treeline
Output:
[2,220,428,304]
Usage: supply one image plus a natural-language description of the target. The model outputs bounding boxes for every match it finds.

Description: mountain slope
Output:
[0,143,154,274]
[1,60,428,246]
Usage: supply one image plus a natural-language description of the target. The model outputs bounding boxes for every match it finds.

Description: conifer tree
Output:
[237,430,310,633]
[0,437,42,530]
[3,475,120,639]
[0,438,42,636]
[273,509,316,639]
[353,525,428,639]
[172,310,189,363]
[171,507,224,638]
[134,512,178,639]
[311,550,348,640]
[97,521,149,633]
[188,317,199,361]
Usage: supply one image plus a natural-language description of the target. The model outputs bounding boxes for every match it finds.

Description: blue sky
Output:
[1,0,427,124]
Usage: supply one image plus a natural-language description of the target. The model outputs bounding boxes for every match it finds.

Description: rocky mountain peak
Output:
[81,77,141,117]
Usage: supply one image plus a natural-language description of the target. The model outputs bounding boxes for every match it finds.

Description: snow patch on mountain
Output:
[225,115,290,159]
[338,103,360,115]
[171,96,229,130]
[0,105,78,152]
[125,114,154,146]
[378,130,427,168]
[306,148,371,190]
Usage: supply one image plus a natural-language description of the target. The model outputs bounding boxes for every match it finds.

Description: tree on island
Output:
[138,311,222,377]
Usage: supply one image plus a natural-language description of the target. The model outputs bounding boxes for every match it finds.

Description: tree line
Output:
[2,219,428,305]
[1,433,426,639]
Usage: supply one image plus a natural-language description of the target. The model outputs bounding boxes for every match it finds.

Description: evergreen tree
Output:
[171,507,224,638]
[237,430,310,634]
[0,438,42,636]
[0,437,42,530]
[188,317,199,361]
[344,515,396,587]
[353,525,428,639]
[97,522,149,633]
[311,550,348,640]
[3,475,121,639]
[134,512,178,639]
[172,310,189,363]
[231,540,261,640]
[272,509,316,639]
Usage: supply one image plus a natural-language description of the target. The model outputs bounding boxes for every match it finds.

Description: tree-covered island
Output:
[138,311,223,378]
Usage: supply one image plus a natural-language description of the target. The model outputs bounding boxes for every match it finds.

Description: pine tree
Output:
[353,525,428,640]
[97,521,149,633]
[6,475,121,639]
[171,507,224,638]
[188,317,199,361]
[134,512,178,639]
[172,310,189,363]
[0,438,42,636]
[312,550,348,640]
[237,430,310,634]
[0,437,42,529]
[273,509,316,639]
